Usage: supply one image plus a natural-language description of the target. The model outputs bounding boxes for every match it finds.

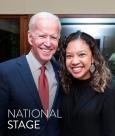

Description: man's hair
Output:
[28,11,61,32]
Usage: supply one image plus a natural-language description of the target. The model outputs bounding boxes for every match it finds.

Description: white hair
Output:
[28,12,61,32]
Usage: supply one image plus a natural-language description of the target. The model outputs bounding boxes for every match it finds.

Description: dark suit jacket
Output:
[0,55,61,136]
[60,82,115,136]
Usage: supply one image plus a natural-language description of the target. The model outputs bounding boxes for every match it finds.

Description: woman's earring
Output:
[90,63,96,73]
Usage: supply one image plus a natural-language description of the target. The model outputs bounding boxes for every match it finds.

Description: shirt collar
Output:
[26,50,52,72]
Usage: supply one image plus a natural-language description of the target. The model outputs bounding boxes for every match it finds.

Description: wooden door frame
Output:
[1,14,115,56]
[0,15,30,55]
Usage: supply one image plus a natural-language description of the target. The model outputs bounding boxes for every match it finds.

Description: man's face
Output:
[28,18,60,64]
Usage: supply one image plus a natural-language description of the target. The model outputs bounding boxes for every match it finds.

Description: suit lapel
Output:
[50,58,60,110]
[16,55,42,108]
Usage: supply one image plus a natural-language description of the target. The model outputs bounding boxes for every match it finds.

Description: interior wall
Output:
[0,0,115,14]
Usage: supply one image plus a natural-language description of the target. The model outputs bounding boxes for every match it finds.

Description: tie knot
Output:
[40,65,46,73]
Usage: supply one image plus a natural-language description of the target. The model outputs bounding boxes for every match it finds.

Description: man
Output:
[0,12,61,136]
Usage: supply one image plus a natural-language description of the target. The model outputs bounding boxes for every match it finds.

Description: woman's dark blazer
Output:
[60,82,115,136]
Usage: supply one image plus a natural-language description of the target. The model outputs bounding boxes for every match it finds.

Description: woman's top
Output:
[60,79,115,136]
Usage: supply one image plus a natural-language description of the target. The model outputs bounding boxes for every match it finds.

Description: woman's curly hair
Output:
[59,31,112,93]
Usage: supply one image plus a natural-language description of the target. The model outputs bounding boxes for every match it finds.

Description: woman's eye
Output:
[66,55,72,59]
[79,53,86,57]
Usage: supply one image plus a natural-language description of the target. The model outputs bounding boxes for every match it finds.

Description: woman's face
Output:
[66,39,94,80]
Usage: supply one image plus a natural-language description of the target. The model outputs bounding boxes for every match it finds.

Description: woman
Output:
[59,31,115,136]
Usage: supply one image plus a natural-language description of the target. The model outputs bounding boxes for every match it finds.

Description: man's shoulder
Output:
[0,55,27,72]
[0,55,26,66]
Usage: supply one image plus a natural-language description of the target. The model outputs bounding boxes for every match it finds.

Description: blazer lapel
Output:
[16,55,42,108]
[73,86,98,116]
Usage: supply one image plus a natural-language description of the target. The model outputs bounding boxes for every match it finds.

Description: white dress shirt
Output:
[26,51,58,112]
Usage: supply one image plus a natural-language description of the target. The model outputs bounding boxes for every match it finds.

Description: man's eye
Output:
[38,35,46,38]
[51,36,58,40]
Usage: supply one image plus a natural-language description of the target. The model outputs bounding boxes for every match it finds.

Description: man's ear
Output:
[28,32,33,46]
